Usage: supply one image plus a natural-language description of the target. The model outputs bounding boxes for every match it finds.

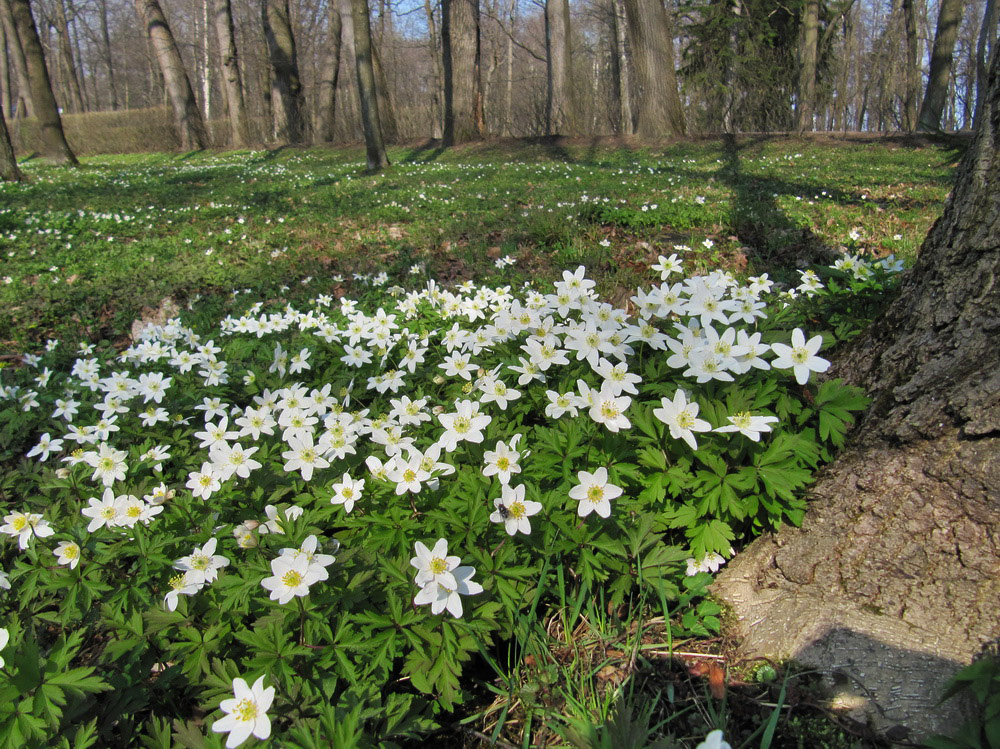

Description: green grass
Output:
[0,137,955,355]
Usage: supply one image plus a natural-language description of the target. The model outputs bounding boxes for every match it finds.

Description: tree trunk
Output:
[135,0,207,150]
[214,0,249,147]
[611,0,631,135]
[544,0,572,135]
[714,45,1000,741]
[98,0,117,109]
[1,17,11,117]
[974,0,997,129]
[7,0,75,162]
[901,0,919,130]
[262,0,305,143]
[424,0,443,139]
[0,106,21,180]
[621,0,684,137]
[314,2,341,142]
[1,0,33,118]
[350,0,387,170]
[371,34,397,142]
[442,0,482,144]
[54,0,83,112]
[796,0,819,132]
[917,0,964,131]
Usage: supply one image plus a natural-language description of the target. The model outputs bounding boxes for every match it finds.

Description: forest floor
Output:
[0,136,956,354]
[0,138,960,747]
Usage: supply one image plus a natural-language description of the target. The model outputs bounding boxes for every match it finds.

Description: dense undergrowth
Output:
[0,141,953,747]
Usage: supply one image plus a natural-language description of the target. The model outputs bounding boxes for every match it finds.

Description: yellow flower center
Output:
[282,570,304,587]
[496,457,510,471]
[234,697,259,722]
[587,486,604,503]
[430,557,447,575]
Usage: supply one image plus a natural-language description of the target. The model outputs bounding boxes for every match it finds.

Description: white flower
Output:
[588,385,632,433]
[714,412,779,441]
[652,390,712,451]
[414,565,483,618]
[482,437,522,485]
[212,675,275,748]
[0,628,8,668]
[1,511,55,549]
[489,483,542,535]
[544,389,583,419]
[186,463,222,501]
[164,570,203,610]
[281,433,329,481]
[261,553,325,604]
[686,553,728,576]
[695,730,732,749]
[85,442,127,486]
[54,541,81,569]
[27,433,63,462]
[174,538,230,584]
[410,538,459,590]
[770,328,830,385]
[569,467,622,518]
[330,473,364,513]
[437,400,492,452]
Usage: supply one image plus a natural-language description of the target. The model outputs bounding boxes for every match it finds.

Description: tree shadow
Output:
[717,134,840,266]
[399,139,447,163]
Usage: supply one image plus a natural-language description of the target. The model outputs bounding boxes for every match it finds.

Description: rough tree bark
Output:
[98,0,117,109]
[544,0,573,135]
[423,0,443,139]
[796,0,819,132]
[214,0,249,147]
[917,0,964,131]
[0,106,22,180]
[314,1,342,143]
[902,0,919,131]
[262,0,306,143]
[974,0,997,130]
[350,0,387,171]
[442,0,482,144]
[4,0,33,120]
[1,0,31,119]
[134,0,208,150]
[621,0,684,137]
[54,0,83,113]
[714,45,1000,741]
[7,0,75,162]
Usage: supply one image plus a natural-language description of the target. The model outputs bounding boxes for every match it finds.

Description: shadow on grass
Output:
[716,134,839,267]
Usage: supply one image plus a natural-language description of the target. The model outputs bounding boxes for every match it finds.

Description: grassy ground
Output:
[0,137,957,746]
[0,136,957,356]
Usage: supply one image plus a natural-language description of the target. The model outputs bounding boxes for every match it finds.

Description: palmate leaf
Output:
[687,519,735,558]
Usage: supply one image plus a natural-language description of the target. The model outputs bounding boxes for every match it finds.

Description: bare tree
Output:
[7,0,76,162]
[314,1,342,142]
[918,0,964,130]
[350,0,387,169]
[974,0,997,129]
[424,0,443,138]
[0,105,22,180]
[262,0,306,143]
[54,0,84,112]
[214,0,249,146]
[0,0,33,117]
[796,0,819,131]
[544,0,573,134]
[901,0,920,130]
[621,0,684,137]
[134,0,207,150]
[97,0,117,109]
[443,0,483,144]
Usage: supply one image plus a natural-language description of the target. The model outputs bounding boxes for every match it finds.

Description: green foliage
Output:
[927,656,1000,749]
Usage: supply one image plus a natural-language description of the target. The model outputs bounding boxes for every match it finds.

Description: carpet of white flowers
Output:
[0,254,886,745]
